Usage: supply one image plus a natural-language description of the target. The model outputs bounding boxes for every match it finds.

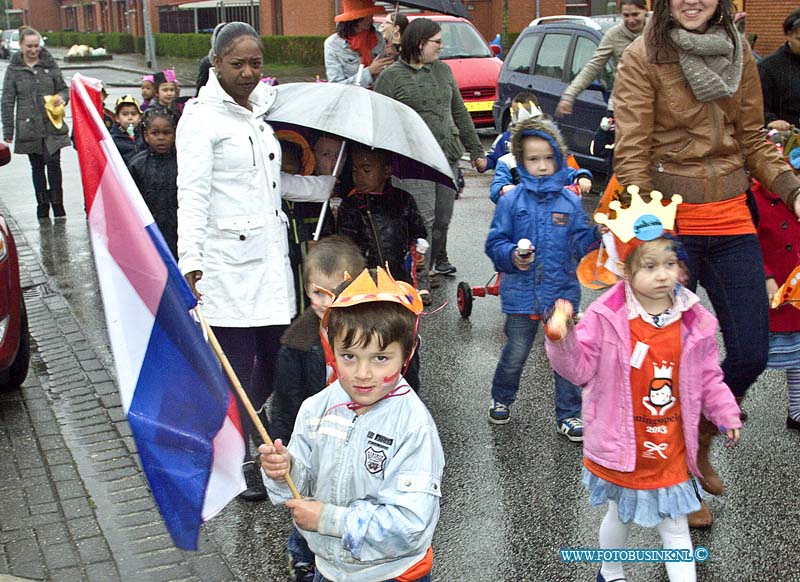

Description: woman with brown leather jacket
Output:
[612,0,800,529]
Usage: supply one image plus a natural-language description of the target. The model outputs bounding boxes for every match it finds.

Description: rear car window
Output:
[506,33,540,74]
[533,33,571,80]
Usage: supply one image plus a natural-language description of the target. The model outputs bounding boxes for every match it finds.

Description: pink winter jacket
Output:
[545,282,742,480]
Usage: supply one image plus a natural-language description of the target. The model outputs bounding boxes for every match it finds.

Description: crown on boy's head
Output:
[594,185,682,244]
[511,100,543,124]
[321,267,423,326]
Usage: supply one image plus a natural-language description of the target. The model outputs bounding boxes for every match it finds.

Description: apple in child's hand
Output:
[545,299,574,341]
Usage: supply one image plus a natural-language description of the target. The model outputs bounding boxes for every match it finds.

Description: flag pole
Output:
[196,308,301,500]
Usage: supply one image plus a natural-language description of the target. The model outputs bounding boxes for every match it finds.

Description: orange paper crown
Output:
[321,267,424,326]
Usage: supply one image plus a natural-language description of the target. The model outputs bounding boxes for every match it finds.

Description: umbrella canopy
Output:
[392,0,470,19]
[265,82,454,188]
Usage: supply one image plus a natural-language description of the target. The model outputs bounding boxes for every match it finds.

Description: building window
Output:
[565,0,589,16]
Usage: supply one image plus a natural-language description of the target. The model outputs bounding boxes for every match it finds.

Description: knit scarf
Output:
[669,25,742,102]
[348,30,378,66]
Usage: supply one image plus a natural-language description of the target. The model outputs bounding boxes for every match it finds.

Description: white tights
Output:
[598,501,696,582]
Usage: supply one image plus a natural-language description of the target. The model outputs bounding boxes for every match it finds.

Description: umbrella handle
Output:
[313,141,347,241]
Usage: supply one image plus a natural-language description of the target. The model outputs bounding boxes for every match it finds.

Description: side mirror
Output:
[490,44,501,56]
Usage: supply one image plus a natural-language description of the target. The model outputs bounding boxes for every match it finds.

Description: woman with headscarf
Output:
[324,0,393,87]
[176,22,335,501]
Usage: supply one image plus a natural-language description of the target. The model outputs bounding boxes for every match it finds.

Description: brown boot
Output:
[688,500,714,529]
[696,416,725,495]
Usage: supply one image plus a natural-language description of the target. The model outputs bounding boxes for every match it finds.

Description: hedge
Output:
[45,31,326,66]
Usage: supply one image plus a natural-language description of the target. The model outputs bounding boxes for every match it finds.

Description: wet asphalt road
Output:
[1,59,799,582]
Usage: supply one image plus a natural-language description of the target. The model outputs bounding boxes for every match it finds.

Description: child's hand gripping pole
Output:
[313,140,348,241]
[195,308,301,500]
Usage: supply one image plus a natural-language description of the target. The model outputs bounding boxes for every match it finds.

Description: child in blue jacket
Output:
[488,91,593,203]
[485,117,600,439]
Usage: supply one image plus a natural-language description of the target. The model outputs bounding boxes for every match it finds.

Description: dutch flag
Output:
[69,73,246,550]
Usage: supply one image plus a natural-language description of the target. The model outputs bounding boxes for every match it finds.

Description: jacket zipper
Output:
[366,209,385,267]
[248,135,256,166]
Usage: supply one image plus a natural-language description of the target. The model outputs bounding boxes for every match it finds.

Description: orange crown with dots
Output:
[320,266,424,327]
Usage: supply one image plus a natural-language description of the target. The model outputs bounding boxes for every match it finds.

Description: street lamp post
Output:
[142,0,157,70]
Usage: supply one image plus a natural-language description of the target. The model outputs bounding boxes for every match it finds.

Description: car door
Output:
[558,31,611,172]
[494,31,541,130]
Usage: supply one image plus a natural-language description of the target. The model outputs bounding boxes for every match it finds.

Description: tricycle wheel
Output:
[457,282,473,318]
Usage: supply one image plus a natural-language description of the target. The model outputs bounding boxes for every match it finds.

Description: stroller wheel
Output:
[457,281,473,318]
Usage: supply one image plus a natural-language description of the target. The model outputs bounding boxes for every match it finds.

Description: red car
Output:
[0,141,30,390]
[376,14,503,128]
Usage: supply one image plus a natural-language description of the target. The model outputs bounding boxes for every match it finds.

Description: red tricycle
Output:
[456,272,502,318]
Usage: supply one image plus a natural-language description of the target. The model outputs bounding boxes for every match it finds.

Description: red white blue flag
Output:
[69,73,245,550]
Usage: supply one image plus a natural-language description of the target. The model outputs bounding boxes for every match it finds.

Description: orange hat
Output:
[275,129,315,175]
[335,0,384,22]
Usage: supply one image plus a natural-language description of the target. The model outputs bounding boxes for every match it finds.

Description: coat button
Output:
[781,222,789,229]
[404,480,412,487]
[260,125,265,131]
[239,234,246,241]
[787,244,793,251]
[272,182,276,189]
[269,153,275,160]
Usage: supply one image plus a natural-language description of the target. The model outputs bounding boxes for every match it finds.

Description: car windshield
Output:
[11,31,18,41]
[439,21,492,59]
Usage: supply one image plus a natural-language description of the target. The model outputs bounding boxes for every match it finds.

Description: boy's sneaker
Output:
[288,557,315,582]
[557,417,584,442]
[432,261,457,276]
[488,400,511,424]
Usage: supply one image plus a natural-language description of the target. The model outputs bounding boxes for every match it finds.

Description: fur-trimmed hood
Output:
[510,116,568,165]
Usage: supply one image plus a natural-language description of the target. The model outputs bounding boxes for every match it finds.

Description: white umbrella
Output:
[265,82,455,188]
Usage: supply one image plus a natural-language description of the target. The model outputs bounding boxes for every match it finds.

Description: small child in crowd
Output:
[753,177,800,431]
[110,95,144,165]
[269,235,366,582]
[127,107,179,259]
[261,267,444,582]
[545,189,742,582]
[336,146,427,290]
[489,91,593,203]
[141,74,155,111]
[484,117,599,438]
[152,69,182,112]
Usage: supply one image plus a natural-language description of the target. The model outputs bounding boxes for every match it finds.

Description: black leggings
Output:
[28,149,62,194]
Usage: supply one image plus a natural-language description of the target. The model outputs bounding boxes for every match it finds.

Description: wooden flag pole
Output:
[196,308,301,500]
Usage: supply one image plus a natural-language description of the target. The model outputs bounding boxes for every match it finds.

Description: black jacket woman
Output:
[2,28,70,219]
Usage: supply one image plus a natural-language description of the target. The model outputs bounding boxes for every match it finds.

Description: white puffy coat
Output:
[176,72,335,327]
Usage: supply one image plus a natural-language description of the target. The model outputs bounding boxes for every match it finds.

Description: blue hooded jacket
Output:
[485,120,599,315]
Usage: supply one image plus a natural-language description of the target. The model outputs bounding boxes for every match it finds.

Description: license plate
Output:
[465,100,494,113]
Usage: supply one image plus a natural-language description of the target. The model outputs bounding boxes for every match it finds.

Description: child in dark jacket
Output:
[110,95,144,165]
[269,235,366,582]
[127,107,179,259]
[485,117,600,437]
[336,146,428,293]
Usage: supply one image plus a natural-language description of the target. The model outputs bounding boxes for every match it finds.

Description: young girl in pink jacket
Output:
[545,190,742,582]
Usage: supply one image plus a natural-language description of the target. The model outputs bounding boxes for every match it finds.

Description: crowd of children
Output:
[97,60,799,579]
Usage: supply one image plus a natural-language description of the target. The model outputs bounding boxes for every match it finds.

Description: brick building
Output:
[8,0,792,58]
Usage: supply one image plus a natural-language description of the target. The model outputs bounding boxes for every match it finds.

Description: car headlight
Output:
[0,230,7,262]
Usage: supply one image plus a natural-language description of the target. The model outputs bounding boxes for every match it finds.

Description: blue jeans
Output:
[312,572,430,582]
[288,524,315,564]
[491,314,582,423]
[680,234,768,397]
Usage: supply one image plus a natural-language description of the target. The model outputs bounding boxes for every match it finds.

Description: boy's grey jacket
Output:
[2,49,70,155]
[266,378,444,582]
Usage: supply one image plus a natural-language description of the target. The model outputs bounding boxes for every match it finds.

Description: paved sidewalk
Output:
[0,203,235,581]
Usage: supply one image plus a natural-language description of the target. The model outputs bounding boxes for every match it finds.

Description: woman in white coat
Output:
[176,22,335,501]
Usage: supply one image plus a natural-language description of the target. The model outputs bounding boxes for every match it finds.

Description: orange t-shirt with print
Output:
[585,318,688,489]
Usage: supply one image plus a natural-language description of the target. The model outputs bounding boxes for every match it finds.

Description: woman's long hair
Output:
[648,0,737,56]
